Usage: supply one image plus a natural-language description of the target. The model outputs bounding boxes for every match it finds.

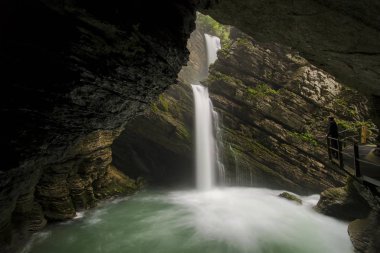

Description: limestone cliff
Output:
[115,20,376,195]
[201,0,380,136]
[202,0,380,98]
[206,30,376,193]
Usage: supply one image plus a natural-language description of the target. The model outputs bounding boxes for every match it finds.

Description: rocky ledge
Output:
[316,179,380,253]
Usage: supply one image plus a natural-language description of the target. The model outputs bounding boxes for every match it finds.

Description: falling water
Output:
[192,33,222,190]
[204,33,221,66]
[192,84,216,190]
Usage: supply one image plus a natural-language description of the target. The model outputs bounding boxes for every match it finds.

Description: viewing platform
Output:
[327,128,380,191]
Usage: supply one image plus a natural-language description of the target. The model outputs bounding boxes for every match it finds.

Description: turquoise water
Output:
[23,188,353,253]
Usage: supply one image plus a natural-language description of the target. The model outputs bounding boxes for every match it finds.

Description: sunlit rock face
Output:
[205,29,375,193]
[202,0,380,97]
[0,0,214,251]
[202,0,380,132]
[117,19,375,193]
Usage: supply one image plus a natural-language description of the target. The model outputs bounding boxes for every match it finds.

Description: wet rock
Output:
[315,178,380,253]
[348,211,380,253]
[28,202,47,232]
[279,192,302,205]
[315,179,371,221]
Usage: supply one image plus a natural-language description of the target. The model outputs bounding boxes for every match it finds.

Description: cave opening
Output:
[2,1,380,253]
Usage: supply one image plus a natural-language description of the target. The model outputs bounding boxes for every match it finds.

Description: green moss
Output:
[95,166,138,199]
[159,94,169,112]
[247,83,278,97]
[333,98,359,118]
[176,124,191,141]
[336,119,375,132]
[219,44,233,58]
[150,94,170,114]
[150,103,159,113]
[290,131,318,146]
[209,71,243,86]
[335,98,348,107]
[236,37,253,48]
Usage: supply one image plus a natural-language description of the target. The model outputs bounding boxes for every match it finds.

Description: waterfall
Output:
[204,34,221,66]
[191,33,222,190]
[192,84,216,190]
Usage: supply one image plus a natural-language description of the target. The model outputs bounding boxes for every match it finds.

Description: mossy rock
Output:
[279,192,302,205]
[94,165,138,199]
[314,179,371,221]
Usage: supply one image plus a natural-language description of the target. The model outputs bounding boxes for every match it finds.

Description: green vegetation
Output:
[336,119,374,131]
[209,71,243,86]
[247,83,278,97]
[334,98,348,107]
[159,94,169,112]
[290,131,318,146]
[150,103,158,113]
[150,94,170,113]
[334,98,358,117]
[218,37,256,59]
[236,37,252,48]
[176,124,191,141]
[219,46,233,58]
[196,13,231,49]
[336,119,377,141]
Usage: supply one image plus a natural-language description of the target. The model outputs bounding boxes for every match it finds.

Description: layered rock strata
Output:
[202,0,380,97]
[117,23,375,194]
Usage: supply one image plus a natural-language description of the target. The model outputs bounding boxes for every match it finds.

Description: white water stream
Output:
[192,84,216,190]
[191,33,222,190]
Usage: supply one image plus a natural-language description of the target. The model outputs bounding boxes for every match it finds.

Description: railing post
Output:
[361,125,368,144]
[326,136,332,160]
[338,139,344,170]
[354,142,361,177]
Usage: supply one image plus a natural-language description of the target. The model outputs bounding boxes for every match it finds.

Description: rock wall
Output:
[0,1,214,251]
[202,0,380,98]
[206,30,376,193]
[116,19,376,194]
[316,179,380,253]
[2,0,380,252]
[202,0,380,136]
[112,84,195,186]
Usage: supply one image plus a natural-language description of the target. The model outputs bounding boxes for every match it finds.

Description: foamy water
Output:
[23,188,353,253]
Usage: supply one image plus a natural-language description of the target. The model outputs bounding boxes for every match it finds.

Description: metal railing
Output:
[326,128,380,188]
